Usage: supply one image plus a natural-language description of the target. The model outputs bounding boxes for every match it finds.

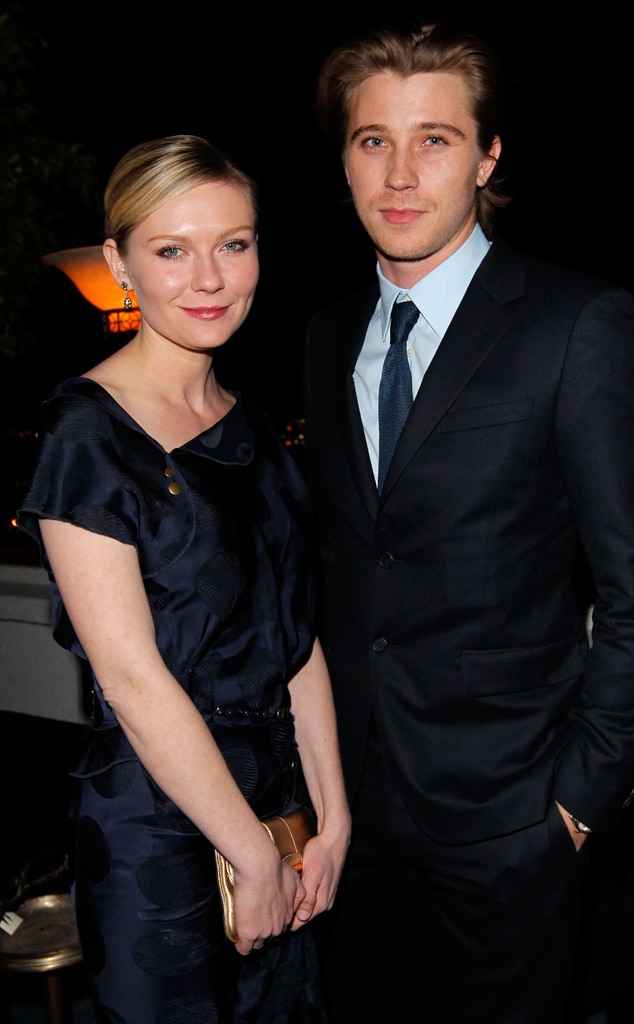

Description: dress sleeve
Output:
[17,389,141,567]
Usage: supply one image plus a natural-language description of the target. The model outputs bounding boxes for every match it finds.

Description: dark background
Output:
[3,1,632,428]
[2,6,634,1019]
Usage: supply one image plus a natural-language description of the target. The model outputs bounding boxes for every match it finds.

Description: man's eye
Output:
[363,137,385,149]
[425,136,445,147]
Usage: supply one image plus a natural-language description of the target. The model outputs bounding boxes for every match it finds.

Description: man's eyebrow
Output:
[348,120,466,144]
[417,121,466,140]
[349,123,387,144]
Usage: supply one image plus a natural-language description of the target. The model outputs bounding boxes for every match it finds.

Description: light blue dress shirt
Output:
[354,224,491,483]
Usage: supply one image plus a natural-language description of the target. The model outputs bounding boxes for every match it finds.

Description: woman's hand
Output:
[232,853,305,956]
[286,639,352,930]
[290,818,351,931]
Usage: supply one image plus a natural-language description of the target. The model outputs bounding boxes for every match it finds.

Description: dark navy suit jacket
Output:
[304,235,634,845]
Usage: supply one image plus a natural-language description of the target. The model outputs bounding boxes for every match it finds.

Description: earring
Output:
[120,281,133,311]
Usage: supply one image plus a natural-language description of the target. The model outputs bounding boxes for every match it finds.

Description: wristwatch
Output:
[569,814,592,834]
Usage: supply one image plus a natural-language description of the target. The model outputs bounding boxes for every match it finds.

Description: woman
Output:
[18,135,350,1023]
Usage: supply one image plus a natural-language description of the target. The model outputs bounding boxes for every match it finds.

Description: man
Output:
[303,19,634,1024]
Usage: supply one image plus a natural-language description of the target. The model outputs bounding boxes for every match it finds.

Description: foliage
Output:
[0,4,102,357]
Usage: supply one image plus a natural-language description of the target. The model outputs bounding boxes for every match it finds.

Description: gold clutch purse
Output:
[214,806,317,943]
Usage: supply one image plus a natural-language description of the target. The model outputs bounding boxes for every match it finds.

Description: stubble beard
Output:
[367,211,476,270]
[362,211,442,266]
[374,240,440,264]
[370,227,447,267]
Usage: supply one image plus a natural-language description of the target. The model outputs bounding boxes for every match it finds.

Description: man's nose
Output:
[384,147,418,190]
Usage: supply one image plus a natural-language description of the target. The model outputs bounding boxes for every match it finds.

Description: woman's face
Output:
[105,181,259,353]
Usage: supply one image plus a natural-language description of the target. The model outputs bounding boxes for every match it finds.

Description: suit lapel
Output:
[382,238,528,496]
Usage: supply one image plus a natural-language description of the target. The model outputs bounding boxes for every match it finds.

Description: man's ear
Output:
[342,155,351,188]
[477,136,502,188]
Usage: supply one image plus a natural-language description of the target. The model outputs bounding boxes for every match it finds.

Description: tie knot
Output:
[390,299,419,347]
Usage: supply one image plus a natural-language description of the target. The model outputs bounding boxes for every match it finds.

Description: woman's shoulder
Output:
[45,375,115,405]
[41,376,148,444]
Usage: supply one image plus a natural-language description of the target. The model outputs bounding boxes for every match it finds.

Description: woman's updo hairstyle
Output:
[104,135,258,252]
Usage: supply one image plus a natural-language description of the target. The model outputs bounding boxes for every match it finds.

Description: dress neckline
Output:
[67,375,242,454]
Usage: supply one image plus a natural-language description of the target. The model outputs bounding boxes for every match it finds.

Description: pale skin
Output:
[344,69,586,850]
[39,180,351,957]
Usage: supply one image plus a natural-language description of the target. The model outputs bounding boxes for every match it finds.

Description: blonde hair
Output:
[104,135,258,251]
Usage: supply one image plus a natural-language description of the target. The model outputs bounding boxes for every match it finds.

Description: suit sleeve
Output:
[554,283,634,830]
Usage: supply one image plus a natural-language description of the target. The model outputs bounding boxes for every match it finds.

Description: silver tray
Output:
[0,893,82,972]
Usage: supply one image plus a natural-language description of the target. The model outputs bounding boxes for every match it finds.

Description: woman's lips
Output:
[181,306,228,320]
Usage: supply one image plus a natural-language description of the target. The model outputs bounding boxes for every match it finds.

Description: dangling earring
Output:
[120,281,133,311]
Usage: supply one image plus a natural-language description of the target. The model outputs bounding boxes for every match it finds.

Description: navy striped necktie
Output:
[377,299,419,492]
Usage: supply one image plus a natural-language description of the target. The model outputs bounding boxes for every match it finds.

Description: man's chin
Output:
[374,242,435,264]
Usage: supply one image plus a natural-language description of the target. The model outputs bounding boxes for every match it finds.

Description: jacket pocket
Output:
[436,398,534,432]
[461,636,586,696]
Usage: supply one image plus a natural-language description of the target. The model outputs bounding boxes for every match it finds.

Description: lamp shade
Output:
[42,246,140,334]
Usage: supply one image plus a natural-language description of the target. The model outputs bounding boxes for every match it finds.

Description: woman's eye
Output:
[158,245,182,259]
[222,240,248,253]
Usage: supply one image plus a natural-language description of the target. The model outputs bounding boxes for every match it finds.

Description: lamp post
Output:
[42,247,141,336]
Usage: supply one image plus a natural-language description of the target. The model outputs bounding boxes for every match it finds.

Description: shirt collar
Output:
[377,224,491,341]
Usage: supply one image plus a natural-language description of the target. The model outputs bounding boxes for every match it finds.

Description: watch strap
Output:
[569,814,592,834]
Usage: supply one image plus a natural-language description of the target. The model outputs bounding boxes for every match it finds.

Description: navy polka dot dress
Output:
[18,377,325,1024]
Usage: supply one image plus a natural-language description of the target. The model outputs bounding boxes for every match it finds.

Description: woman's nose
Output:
[191,256,223,291]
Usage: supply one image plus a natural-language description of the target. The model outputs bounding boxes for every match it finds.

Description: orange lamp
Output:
[42,246,141,334]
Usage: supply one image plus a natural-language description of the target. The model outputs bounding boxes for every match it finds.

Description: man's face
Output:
[343,70,501,285]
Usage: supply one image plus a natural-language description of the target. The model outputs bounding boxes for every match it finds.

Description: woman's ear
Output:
[102,239,127,286]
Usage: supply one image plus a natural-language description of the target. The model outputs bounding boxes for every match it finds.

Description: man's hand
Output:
[556,801,589,852]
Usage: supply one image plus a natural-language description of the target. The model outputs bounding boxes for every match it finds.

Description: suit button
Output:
[378,552,394,568]
[372,637,388,653]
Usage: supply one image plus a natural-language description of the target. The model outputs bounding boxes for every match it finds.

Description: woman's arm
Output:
[287,638,351,927]
[40,518,299,953]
